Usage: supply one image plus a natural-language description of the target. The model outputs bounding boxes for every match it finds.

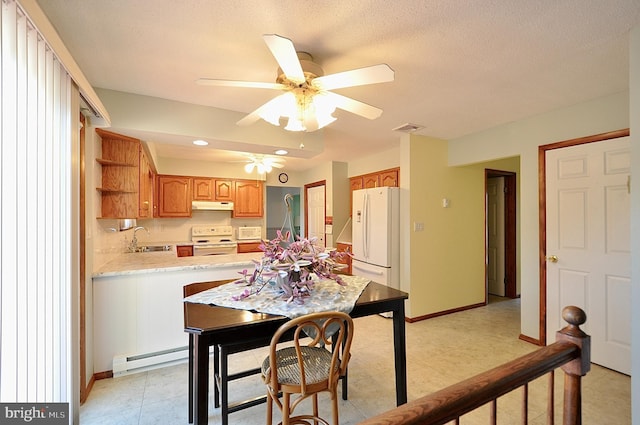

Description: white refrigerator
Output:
[351,187,400,291]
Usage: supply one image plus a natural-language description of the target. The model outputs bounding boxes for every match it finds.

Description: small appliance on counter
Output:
[191,225,237,256]
[236,226,262,241]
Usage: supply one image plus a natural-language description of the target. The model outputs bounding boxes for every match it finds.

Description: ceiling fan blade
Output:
[263,34,305,84]
[196,78,285,90]
[324,92,383,120]
[236,94,288,127]
[312,64,394,90]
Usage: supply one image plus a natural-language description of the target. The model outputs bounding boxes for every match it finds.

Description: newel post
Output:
[555,306,591,425]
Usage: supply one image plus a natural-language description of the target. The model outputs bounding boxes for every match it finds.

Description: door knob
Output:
[546,255,558,263]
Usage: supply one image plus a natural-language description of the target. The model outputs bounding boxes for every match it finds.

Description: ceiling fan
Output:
[197,34,394,132]
[240,154,285,174]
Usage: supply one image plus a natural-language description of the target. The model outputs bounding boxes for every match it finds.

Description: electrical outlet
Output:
[413,222,424,232]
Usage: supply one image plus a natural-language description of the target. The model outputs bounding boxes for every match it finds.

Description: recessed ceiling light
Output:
[274,149,288,155]
[193,140,208,146]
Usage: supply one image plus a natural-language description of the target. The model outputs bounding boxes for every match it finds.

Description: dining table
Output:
[183,279,409,425]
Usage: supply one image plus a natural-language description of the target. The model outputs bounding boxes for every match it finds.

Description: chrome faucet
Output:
[129,226,149,252]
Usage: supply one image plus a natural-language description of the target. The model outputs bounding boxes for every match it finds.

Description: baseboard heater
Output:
[113,346,189,377]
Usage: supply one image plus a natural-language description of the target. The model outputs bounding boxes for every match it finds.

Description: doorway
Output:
[485,169,517,299]
[266,186,301,240]
[304,181,326,247]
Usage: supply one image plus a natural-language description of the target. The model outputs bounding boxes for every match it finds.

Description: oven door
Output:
[192,243,237,256]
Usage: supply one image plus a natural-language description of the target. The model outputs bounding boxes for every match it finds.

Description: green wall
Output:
[406,135,520,318]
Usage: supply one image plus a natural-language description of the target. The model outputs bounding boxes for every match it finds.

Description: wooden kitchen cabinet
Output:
[96,129,158,219]
[176,245,194,257]
[379,168,399,187]
[363,173,380,188]
[192,177,234,202]
[336,242,353,275]
[192,177,215,201]
[237,242,262,253]
[350,176,364,192]
[214,179,234,201]
[156,175,192,217]
[233,179,263,217]
[138,147,154,218]
[96,129,140,218]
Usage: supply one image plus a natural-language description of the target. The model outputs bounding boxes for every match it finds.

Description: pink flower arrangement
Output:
[233,230,349,303]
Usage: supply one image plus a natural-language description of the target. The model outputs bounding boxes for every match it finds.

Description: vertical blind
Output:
[1,0,72,403]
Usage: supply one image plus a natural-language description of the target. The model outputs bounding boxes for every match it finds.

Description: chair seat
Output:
[262,346,336,385]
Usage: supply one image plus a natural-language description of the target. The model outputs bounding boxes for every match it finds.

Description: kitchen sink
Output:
[129,245,173,253]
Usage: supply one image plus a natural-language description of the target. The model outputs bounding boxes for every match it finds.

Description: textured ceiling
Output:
[38,0,640,170]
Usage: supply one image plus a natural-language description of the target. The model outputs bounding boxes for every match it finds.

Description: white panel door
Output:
[487,177,506,296]
[546,136,630,374]
[306,185,326,247]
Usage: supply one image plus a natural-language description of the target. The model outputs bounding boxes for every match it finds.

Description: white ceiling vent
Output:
[392,123,424,133]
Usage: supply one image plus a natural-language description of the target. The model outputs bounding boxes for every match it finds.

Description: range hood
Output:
[191,201,234,211]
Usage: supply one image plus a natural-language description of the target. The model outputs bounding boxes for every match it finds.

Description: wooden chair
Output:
[184,279,274,425]
[261,311,354,425]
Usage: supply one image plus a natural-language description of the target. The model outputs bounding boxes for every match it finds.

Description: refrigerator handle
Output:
[353,263,384,275]
[363,192,369,258]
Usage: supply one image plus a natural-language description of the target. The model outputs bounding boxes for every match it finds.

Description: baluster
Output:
[522,382,528,424]
[547,371,555,425]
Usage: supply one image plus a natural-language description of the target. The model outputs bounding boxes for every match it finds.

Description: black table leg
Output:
[188,334,194,423]
[194,334,210,425]
[393,303,408,405]
[220,345,229,425]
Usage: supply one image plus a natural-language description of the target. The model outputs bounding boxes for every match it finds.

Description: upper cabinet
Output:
[214,179,234,202]
[138,147,155,218]
[192,177,215,201]
[157,175,192,217]
[350,167,399,190]
[192,177,234,202]
[233,179,263,217]
[96,129,142,219]
[378,169,399,187]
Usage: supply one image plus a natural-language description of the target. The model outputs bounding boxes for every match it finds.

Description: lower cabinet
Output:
[176,245,194,257]
[237,242,262,253]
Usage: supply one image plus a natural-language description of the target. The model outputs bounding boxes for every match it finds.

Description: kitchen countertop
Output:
[93,251,263,278]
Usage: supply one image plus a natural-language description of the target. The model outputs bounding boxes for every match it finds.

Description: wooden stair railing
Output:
[358,306,590,425]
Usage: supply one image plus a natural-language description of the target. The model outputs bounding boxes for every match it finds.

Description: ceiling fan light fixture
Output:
[284,117,305,132]
[243,155,283,175]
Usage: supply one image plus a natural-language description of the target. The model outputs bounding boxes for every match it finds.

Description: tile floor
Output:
[80,297,631,424]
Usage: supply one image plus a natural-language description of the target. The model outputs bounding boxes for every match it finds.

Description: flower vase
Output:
[276,271,293,298]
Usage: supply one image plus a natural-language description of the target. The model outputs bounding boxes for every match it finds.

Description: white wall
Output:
[448,92,630,340]
[348,146,400,177]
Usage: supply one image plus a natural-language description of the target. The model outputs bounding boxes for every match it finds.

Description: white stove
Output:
[191,225,237,256]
